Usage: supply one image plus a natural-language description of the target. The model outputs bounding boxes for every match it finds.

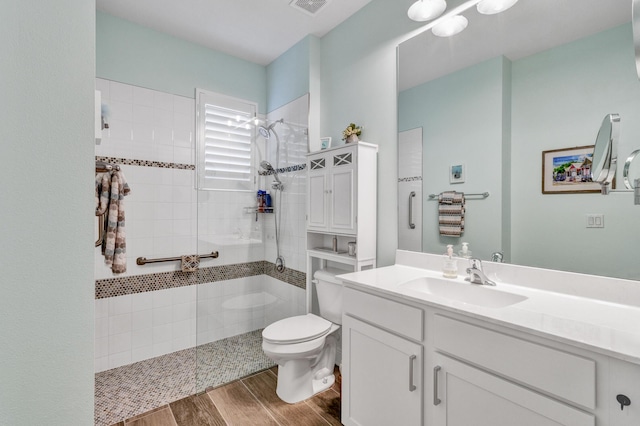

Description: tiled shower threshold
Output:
[95,329,274,426]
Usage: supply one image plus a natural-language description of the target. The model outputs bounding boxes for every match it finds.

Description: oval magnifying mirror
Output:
[591,113,620,191]
[623,149,640,189]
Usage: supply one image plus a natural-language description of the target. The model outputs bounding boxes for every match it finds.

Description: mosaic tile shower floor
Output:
[95,329,274,426]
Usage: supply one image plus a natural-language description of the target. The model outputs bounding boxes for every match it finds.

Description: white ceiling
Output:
[96,0,372,66]
[399,0,632,91]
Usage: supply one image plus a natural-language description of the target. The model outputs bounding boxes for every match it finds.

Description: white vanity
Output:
[339,250,640,426]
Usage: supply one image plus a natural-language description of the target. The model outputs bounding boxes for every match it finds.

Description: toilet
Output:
[262,267,344,403]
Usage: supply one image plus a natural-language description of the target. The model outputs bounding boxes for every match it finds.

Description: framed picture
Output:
[542,145,601,194]
[320,137,332,150]
[449,164,465,184]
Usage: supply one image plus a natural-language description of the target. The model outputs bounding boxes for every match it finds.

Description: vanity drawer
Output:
[433,314,596,409]
[344,287,423,341]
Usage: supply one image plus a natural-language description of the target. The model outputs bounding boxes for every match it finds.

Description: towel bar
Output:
[428,191,489,199]
[136,251,219,265]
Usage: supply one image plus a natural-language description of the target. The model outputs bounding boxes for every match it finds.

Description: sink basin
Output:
[399,277,528,308]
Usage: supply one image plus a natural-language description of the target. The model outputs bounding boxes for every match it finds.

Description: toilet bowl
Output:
[262,268,344,403]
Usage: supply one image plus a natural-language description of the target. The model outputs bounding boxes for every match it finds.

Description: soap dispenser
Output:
[443,245,458,279]
[459,242,472,259]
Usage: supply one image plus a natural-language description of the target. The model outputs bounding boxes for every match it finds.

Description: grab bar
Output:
[136,251,219,265]
[409,191,416,229]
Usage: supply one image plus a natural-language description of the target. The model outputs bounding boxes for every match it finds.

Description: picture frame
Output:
[542,145,601,194]
[449,164,465,184]
[320,137,332,150]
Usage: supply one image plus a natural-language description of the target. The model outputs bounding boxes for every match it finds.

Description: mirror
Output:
[591,113,620,192]
[398,0,640,281]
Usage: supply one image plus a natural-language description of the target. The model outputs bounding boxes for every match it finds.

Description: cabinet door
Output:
[307,156,328,230]
[431,354,595,426]
[330,150,356,234]
[342,315,422,426]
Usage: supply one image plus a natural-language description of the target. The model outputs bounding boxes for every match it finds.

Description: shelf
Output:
[307,248,357,265]
[243,206,274,214]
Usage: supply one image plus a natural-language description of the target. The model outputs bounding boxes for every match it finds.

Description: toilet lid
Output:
[263,314,332,344]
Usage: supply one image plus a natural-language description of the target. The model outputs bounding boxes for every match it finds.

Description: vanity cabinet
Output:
[342,287,424,426]
[342,282,640,426]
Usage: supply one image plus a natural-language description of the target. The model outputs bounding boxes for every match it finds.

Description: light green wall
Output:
[97,11,267,111]
[267,36,313,113]
[511,23,640,279]
[0,1,95,424]
[399,57,508,260]
[320,0,420,266]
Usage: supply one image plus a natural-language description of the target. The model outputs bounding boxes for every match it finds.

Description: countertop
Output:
[337,261,640,365]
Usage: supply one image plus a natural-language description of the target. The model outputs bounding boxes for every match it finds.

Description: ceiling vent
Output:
[289,0,331,16]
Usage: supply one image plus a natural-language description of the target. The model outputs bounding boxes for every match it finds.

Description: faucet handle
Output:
[469,258,483,270]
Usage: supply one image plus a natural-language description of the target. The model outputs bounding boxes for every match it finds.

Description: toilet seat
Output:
[263,314,332,344]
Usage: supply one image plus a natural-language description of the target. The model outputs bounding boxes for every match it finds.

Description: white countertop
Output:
[337,251,640,365]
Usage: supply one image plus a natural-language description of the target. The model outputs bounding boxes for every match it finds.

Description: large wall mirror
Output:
[397,0,640,281]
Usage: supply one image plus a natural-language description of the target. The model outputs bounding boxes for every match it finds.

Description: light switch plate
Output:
[586,214,604,228]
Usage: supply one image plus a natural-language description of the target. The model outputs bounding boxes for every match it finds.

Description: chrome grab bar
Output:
[409,191,416,229]
[409,355,417,392]
[136,251,219,265]
[433,365,442,405]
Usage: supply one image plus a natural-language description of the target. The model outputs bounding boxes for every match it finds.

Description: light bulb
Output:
[407,0,447,22]
[477,0,519,15]
[432,15,468,37]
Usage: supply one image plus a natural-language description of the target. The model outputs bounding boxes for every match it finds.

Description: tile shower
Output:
[94,78,309,425]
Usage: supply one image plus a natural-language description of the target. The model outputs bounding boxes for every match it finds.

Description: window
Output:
[196,89,257,191]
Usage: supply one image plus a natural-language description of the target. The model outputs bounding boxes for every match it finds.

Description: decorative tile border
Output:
[96,261,305,299]
[258,163,307,176]
[96,156,195,170]
[398,176,423,182]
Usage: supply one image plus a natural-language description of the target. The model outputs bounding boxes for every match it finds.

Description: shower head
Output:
[260,160,274,171]
[257,119,284,139]
[260,160,283,188]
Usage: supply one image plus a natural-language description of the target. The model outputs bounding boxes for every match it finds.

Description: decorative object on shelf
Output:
[342,122,362,143]
[320,137,332,150]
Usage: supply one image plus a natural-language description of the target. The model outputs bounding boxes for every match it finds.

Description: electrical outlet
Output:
[586,214,604,228]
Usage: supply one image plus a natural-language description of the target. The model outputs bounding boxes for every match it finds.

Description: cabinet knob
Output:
[617,394,631,411]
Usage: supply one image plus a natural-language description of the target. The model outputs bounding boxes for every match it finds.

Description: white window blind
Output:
[196,89,257,191]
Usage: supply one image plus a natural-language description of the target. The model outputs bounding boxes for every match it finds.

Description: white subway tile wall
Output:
[94,80,309,372]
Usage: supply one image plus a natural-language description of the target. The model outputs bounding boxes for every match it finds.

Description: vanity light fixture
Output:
[410,0,520,38]
[476,0,519,15]
[407,0,447,22]
[432,15,468,37]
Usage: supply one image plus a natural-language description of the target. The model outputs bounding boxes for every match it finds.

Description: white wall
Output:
[0,2,95,424]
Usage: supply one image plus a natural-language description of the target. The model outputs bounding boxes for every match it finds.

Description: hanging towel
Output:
[100,170,131,274]
[181,255,201,272]
[438,191,465,237]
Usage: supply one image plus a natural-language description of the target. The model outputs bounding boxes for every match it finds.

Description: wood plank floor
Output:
[111,367,342,426]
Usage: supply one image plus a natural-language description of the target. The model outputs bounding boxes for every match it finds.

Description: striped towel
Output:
[96,170,131,274]
[438,191,465,236]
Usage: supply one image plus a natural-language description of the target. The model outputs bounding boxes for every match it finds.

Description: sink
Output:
[399,277,528,308]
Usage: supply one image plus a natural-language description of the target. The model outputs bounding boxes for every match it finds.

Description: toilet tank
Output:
[313,267,345,325]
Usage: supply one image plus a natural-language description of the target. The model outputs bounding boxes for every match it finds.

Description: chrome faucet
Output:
[466,259,496,286]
